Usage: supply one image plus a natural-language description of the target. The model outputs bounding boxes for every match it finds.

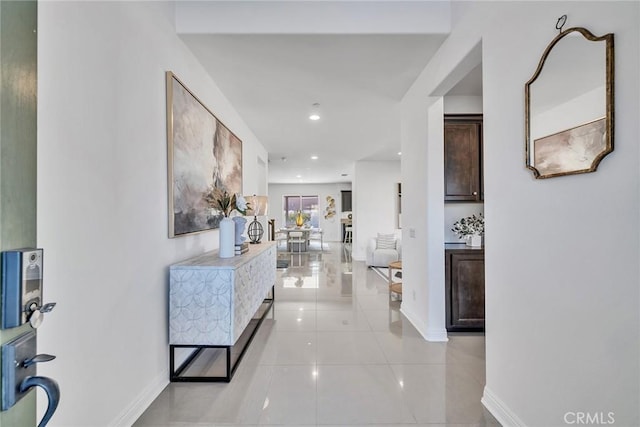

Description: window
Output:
[284,195,319,227]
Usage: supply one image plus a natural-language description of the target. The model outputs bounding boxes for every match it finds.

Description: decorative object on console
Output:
[166,71,243,238]
[451,213,484,247]
[525,17,614,179]
[235,242,249,255]
[246,195,268,244]
[219,217,235,258]
[204,187,248,218]
[203,188,249,258]
[232,216,247,246]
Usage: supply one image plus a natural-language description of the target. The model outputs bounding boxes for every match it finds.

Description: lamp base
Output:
[248,217,264,244]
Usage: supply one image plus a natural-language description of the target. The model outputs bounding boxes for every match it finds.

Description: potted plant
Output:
[203,187,249,257]
[451,213,484,247]
[203,187,249,218]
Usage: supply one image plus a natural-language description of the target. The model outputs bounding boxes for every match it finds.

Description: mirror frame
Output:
[525,27,614,179]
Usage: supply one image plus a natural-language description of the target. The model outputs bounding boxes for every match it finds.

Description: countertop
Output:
[171,241,276,269]
[445,242,484,252]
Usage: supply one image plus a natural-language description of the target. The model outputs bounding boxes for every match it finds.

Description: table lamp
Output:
[246,195,268,244]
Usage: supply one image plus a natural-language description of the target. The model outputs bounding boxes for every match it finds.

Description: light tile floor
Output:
[134,243,500,427]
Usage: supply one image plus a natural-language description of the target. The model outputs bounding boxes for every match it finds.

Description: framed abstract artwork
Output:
[532,118,607,178]
[166,71,243,237]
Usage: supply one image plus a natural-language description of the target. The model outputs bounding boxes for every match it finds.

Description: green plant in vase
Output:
[452,213,484,247]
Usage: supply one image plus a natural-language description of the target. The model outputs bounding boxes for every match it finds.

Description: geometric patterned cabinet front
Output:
[169,242,276,346]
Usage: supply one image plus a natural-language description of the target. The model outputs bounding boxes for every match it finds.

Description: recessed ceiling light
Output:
[397,151,402,156]
[309,103,321,121]
[311,155,318,160]
[296,175,302,178]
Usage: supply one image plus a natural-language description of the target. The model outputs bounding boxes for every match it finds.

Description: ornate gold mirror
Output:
[525,26,614,179]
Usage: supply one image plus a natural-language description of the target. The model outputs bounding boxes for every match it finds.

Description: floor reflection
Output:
[135,242,500,427]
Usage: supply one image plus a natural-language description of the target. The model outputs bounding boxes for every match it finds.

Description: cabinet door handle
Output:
[472,191,478,196]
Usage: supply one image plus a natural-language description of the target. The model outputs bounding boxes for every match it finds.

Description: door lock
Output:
[26,302,56,329]
[1,331,60,426]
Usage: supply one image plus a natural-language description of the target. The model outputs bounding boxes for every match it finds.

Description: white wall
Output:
[268,183,351,242]
[404,1,639,425]
[37,2,267,426]
[444,95,482,114]
[400,96,448,341]
[352,161,401,260]
[482,3,638,425]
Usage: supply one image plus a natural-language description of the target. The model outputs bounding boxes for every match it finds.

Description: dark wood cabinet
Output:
[444,115,483,202]
[341,190,352,212]
[445,244,485,332]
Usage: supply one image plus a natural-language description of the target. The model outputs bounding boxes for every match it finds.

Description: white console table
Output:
[168,242,276,382]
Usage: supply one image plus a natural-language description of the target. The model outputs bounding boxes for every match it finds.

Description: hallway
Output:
[134,244,499,426]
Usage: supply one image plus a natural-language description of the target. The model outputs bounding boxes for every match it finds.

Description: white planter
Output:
[466,234,482,247]
[219,217,235,258]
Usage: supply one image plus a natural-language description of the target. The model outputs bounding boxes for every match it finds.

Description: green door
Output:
[0,1,38,425]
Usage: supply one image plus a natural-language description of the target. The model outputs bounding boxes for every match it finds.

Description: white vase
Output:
[219,217,235,258]
[466,234,482,247]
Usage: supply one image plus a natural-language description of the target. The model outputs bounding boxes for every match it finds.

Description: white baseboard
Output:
[424,327,449,342]
[400,305,448,342]
[482,385,527,427]
[109,369,168,427]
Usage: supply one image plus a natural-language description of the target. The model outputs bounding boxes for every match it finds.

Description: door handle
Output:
[20,376,60,427]
[23,354,56,368]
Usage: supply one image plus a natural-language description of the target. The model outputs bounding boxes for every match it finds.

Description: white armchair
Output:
[366,232,402,267]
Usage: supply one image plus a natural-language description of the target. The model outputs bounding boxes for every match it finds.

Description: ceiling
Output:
[181,34,450,184]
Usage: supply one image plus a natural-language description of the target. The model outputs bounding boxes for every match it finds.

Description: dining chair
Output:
[274,229,288,250]
[288,231,306,253]
[343,226,353,243]
[309,228,324,251]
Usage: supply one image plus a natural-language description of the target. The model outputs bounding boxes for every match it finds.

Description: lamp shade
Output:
[245,195,268,217]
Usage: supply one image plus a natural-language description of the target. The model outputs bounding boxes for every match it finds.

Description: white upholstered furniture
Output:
[169,242,276,381]
[366,232,402,267]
